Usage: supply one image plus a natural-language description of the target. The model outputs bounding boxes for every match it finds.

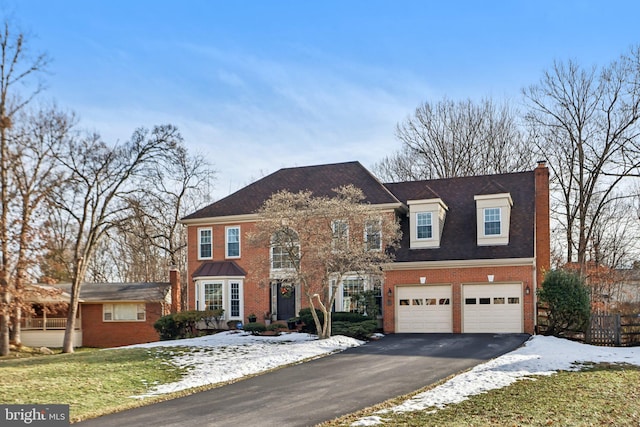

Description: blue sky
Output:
[3,1,640,199]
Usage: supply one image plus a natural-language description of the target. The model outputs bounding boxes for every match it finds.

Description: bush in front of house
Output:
[154,309,224,340]
[298,308,377,339]
[267,322,288,332]
[332,320,378,340]
[243,322,267,335]
[538,269,590,337]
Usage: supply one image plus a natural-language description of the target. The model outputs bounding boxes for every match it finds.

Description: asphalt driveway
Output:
[77,333,529,427]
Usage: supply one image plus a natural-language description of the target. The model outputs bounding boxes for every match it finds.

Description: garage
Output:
[396,285,452,333]
[462,284,523,333]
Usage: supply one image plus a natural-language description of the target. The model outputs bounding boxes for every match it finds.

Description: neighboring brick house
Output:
[21,270,181,348]
[181,161,550,335]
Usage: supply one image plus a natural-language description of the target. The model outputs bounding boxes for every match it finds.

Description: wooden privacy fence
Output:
[537,304,640,347]
[586,313,640,347]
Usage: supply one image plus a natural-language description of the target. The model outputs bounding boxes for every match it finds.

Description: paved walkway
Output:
[77,333,529,427]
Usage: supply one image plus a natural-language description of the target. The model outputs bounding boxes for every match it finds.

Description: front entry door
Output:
[276,282,296,321]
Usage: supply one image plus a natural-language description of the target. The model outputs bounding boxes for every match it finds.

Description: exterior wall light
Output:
[525,285,531,295]
[487,275,495,282]
[387,288,393,297]
[419,277,426,284]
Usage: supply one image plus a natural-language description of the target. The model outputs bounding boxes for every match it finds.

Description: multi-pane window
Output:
[204,283,223,311]
[416,212,433,239]
[484,208,501,235]
[365,220,382,251]
[199,228,212,259]
[332,220,349,251]
[271,229,300,269]
[226,226,240,258]
[342,278,365,312]
[103,303,145,321]
[230,282,240,317]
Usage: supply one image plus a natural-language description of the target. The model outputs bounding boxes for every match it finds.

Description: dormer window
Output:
[475,193,512,246]
[409,199,448,249]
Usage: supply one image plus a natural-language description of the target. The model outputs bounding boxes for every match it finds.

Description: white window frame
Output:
[225,226,241,259]
[103,303,146,322]
[408,199,448,249]
[332,220,349,251]
[195,278,244,320]
[483,208,502,236]
[198,227,213,260]
[474,193,512,246]
[270,229,300,272]
[416,212,433,240]
[335,275,383,315]
[364,219,382,251]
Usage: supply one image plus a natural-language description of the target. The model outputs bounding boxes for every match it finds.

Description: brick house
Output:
[21,269,181,348]
[181,161,550,334]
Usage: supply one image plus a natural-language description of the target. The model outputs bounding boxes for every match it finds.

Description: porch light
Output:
[525,285,531,295]
[387,288,392,297]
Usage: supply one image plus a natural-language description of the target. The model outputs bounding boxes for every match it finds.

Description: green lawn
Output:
[0,347,188,422]
[322,363,640,426]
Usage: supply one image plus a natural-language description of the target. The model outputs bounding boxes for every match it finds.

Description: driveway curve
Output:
[77,333,529,427]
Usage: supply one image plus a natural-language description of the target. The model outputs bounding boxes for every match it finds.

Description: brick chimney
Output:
[170,267,181,313]
[535,161,550,289]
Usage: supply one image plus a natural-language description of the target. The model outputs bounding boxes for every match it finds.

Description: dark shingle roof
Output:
[54,282,170,302]
[384,171,536,262]
[192,261,247,278]
[182,161,400,220]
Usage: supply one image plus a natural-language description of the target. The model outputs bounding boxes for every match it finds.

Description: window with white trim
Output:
[204,282,223,311]
[342,278,365,312]
[474,193,512,246]
[364,219,382,251]
[226,226,240,258]
[230,282,240,317]
[416,212,433,239]
[484,208,501,235]
[408,199,448,249]
[271,229,300,270]
[198,228,212,259]
[103,303,145,322]
[337,275,383,315]
[332,220,349,251]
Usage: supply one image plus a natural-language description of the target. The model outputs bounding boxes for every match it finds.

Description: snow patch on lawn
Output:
[125,331,363,398]
[351,336,640,426]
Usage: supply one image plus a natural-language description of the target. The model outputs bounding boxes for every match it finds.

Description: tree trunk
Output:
[62,259,85,353]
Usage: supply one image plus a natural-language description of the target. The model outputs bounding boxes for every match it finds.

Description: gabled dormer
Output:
[474,192,513,246]
[408,198,448,249]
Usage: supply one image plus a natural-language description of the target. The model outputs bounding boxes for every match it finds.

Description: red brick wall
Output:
[383,264,537,334]
[81,302,164,348]
[535,162,551,288]
[186,222,275,323]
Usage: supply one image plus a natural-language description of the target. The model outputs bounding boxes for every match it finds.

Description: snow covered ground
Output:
[125,332,640,425]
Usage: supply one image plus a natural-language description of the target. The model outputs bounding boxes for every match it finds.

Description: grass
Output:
[322,363,640,426]
[3,346,640,426]
[0,346,187,422]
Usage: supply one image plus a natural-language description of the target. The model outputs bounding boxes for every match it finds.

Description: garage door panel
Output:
[463,284,522,333]
[397,285,452,333]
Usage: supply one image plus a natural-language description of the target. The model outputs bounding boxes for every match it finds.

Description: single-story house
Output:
[21,269,181,348]
[180,161,550,335]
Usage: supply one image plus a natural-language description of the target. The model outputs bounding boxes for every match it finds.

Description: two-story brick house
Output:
[181,161,550,335]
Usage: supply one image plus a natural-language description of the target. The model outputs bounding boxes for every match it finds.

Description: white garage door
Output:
[463,284,523,333]
[396,285,452,333]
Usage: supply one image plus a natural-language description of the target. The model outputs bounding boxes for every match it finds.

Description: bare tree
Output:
[248,186,400,339]
[0,21,49,356]
[8,105,74,345]
[51,125,181,353]
[524,46,640,272]
[372,97,532,182]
